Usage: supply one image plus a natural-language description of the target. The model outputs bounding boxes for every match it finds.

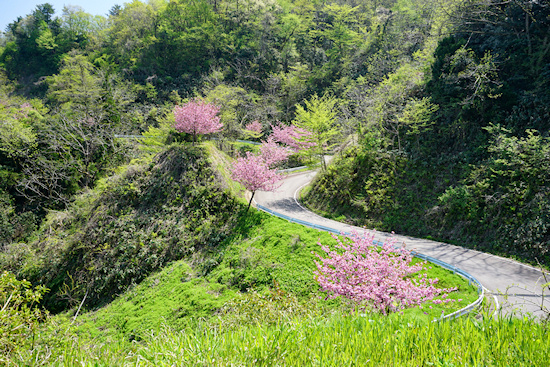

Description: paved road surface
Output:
[255,170,549,318]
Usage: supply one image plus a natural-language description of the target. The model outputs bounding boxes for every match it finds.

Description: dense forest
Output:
[0,0,549,301]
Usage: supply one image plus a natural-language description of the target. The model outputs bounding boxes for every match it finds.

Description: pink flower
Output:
[231,152,284,212]
[259,138,290,168]
[245,121,263,135]
[271,123,315,151]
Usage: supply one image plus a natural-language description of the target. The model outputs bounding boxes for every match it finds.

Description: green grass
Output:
[65,211,477,345]
[203,141,246,200]
[10,311,549,366]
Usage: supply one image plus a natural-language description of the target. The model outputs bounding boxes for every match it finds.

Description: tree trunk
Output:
[246,191,256,212]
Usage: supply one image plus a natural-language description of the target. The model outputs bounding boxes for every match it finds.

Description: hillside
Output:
[302,0,550,267]
[2,1,547,268]
[0,138,486,364]
[2,144,241,311]
[0,0,549,364]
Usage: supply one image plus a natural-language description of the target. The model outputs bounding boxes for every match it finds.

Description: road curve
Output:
[255,170,549,318]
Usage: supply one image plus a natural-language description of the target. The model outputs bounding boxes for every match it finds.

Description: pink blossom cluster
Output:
[245,120,263,135]
[258,138,291,168]
[173,99,222,141]
[271,123,315,151]
[314,231,457,314]
[231,138,291,211]
[231,152,282,193]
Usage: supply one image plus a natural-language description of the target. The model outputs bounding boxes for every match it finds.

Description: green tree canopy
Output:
[292,93,339,169]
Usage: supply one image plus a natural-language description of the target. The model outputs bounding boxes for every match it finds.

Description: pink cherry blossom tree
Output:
[314,231,457,314]
[258,138,290,168]
[231,152,283,212]
[243,120,264,140]
[271,123,315,152]
[173,99,222,144]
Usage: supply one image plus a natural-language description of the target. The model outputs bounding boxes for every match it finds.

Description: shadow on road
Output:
[269,198,305,213]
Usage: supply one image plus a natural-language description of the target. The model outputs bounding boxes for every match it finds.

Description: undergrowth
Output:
[7,309,549,366]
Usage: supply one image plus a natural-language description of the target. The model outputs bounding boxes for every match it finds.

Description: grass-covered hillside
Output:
[1,144,240,311]
[0,139,485,364]
[1,139,477,318]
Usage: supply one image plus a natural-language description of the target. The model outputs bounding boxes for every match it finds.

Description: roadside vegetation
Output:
[301,1,550,268]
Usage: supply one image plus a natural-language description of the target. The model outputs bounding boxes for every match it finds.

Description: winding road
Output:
[255,170,549,318]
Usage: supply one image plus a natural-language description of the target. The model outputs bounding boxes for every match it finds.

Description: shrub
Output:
[0,271,48,357]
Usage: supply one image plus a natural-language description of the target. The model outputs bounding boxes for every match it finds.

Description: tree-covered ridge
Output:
[1,0,448,98]
[0,0,445,241]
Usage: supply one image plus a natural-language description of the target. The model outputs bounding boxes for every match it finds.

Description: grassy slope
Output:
[1,143,241,311]
[60,142,475,331]
[3,140,493,365]
[17,307,550,365]
[71,211,478,341]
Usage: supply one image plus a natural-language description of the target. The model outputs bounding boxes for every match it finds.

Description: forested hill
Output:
[1,0,549,267]
[302,1,550,267]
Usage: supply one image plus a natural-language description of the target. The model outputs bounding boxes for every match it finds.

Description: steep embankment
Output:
[303,138,550,268]
[2,145,240,311]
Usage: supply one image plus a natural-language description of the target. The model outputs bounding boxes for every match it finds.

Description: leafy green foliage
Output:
[12,145,240,311]
[293,93,339,169]
[0,73,45,244]
[303,0,550,267]
[303,146,405,229]
[0,0,548,361]
[0,3,103,81]
[435,127,550,264]
[5,309,550,365]
[0,271,48,357]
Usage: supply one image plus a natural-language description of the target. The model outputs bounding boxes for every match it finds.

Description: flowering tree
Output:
[231,151,284,212]
[173,99,222,144]
[314,231,457,314]
[258,138,290,168]
[271,123,315,152]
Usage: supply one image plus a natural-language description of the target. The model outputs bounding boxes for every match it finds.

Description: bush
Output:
[0,271,48,357]
[436,127,550,265]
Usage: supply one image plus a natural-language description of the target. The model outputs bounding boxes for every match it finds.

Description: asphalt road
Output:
[255,170,549,318]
